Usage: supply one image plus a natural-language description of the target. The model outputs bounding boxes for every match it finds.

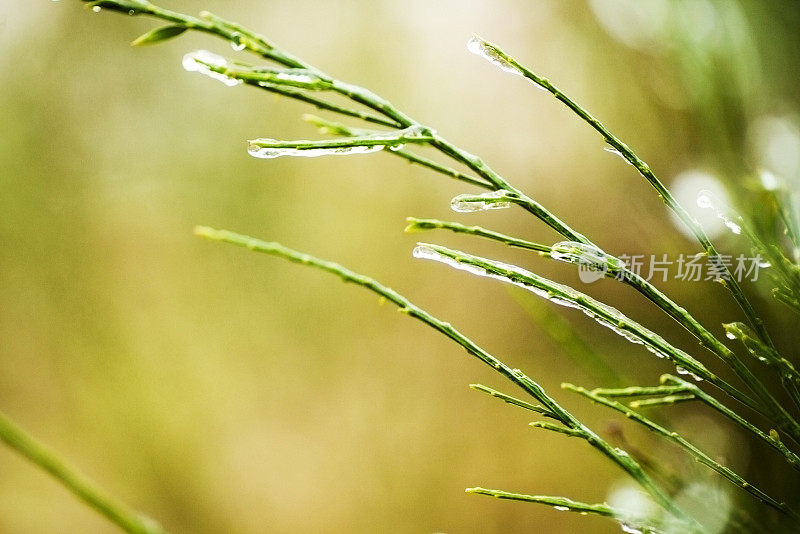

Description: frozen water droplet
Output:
[724,219,742,234]
[550,241,623,277]
[676,366,703,382]
[450,190,513,212]
[553,506,569,511]
[182,50,240,87]
[247,141,383,159]
[725,331,736,340]
[412,244,705,374]
[412,246,490,279]
[386,144,405,152]
[92,5,101,12]
[467,36,522,77]
[184,50,226,70]
[276,72,316,84]
[412,245,438,261]
[603,145,633,165]
[696,189,742,235]
[230,33,246,51]
[248,127,422,159]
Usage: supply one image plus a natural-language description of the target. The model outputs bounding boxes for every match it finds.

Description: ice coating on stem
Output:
[603,145,633,165]
[696,190,742,235]
[550,241,624,276]
[676,366,703,382]
[413,244,707,377]
[182,50,240,87]
[466,36,522,77]
[247,143,383,159]
[276,72,313,83]
[230,33,246,51]
[252,69,333,90]
[248,126,428,159]
[450,190,513,212]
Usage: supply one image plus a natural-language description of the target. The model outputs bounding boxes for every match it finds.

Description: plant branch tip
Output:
[193,225,216,239]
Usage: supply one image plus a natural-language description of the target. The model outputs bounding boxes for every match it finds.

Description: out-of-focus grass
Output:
[1,1,799,532]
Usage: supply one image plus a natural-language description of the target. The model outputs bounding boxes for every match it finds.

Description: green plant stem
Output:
[564,384,796,518]
[590,385,691,397]
[135,1,593,243]
[302,115,589,242]
[619,268,797,438]
[529,421,584,438]
[627,394,696,408]
[251,84,401,128]
[95,4,784,437]
[509,289,625,386]
[411,217,800,439]
[416,242,763,415]
[303,115,491,188]
[192,228,558,411]
[113,1,787,438]
[661,375,800,471]
[93,1,417,128]
[80,4,791,526]
[404,218,549,252]
[734,197,800,306]
[725,322,800,412]
[773,287,800,315]
[773,191,800,254]
[469,384,559,419]
[466,487,615,516]
[466,488,668,532]
[470,36,773,350]
[194,226,700,531]
[247,126,432,152]
[389,149,491,188]
[88,4,696,522]
[0,410,166,534]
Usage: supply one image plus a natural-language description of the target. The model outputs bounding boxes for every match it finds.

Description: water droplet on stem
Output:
[450,190,513,212]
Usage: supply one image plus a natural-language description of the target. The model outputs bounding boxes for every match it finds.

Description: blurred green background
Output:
[2,1,800,532]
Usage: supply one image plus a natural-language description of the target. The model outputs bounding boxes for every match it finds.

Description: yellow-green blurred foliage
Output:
[2,1,800,532]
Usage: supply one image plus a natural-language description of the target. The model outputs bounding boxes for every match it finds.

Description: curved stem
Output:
[0,410,167,534]
[468,36,773,349]
[565,384,798,519]
[195,226,701,530]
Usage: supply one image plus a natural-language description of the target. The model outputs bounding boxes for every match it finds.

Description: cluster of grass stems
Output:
[3,1,800,532]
